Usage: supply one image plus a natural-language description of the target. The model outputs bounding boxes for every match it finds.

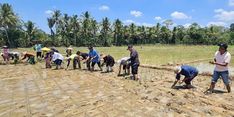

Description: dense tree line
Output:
[1,3,234,47]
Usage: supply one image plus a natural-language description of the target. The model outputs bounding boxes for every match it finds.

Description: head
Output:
[174,66,182,74]
[88,46,93,51]
[218,43,228,54]
[22,51,27,55]
[127,45,133,52]
[76,51,81,55]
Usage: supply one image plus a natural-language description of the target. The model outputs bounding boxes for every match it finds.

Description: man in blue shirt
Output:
[85,46,102,71]
[171,65,198,89]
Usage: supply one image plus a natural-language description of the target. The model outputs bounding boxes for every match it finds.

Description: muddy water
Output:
[0,63,233,116]
[192,62,234,76]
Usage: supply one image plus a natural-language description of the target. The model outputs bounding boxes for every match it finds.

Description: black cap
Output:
[127,45,133,50]
[218,43,228,49]
[88,46,93,49]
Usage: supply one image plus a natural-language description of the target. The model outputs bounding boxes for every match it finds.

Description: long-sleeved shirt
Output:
[129,49,140,65]
[52,52,64,61]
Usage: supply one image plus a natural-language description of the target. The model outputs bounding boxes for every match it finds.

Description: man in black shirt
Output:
[100,54,115,72]
[77,51,90,70]
[127,45,140,80]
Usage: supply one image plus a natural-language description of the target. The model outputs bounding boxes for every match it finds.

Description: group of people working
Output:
[172,43,231,93]
[0,43,232,93]
[0,43,140,81]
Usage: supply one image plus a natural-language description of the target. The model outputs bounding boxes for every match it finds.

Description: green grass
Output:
[15,45,233,66]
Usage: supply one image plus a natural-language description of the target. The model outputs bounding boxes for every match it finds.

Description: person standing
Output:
[207,43,231,93]
[127,45,140,80]
[34,42,42,59]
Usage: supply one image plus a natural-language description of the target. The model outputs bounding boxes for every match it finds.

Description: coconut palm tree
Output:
[24,20,36,46]
[0,3,19,46]
[101,17,111,46]
[113,19,123,46]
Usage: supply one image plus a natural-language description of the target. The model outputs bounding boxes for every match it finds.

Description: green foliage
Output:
[1,3,234,48]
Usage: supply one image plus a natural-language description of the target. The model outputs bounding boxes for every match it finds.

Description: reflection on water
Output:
[192,63,234,76]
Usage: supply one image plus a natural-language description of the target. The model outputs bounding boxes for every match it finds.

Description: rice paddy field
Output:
[0,45,233,117]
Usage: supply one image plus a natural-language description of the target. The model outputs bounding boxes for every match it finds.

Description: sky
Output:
[1,0,234,33]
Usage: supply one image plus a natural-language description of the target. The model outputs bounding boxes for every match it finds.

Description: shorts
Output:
[184,71,198,85]
[54,59,62,65]
[131,63,139,75]
[212,71,230,85]
[36,52,42,58]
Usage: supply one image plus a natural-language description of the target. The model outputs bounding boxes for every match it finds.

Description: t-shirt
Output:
[67,54,78,60]
[52,52,64,61]
[35,44,42,52]
[129,49,140,65]
[80,53,89,60]
[103,55,115,65]
[117,57,130,64]
[88,49,100,63]
[214,51,231,71]
[176,65,198,80]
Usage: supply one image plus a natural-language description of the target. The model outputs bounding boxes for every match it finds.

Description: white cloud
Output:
[171,11,191,19]
[207,21,226,27]
[124,20,154,27]
[99,5,110,11]
[45,10,54,16]
[142,23,154,27]
[183,23,191,28]
[214,9,234,22]
[130,10,143,17]
[154,16,162,20]
[229,0,234,6]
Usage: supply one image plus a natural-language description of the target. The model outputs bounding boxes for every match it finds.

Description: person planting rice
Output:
[44,52,52,68]
[65,53,79,70]
[117,57,130,76]
[66,46,73,57]
[100,54,115,72]
[51,51,64,70]
[127,45,140,81]
[21,52,36,64]
[85,46,102,71]
[2,46,9,64]
[206,43,231,93]
[77,51,89,70]
[41,47,51,58]
[171,65,198,89]
[9,52,20,64]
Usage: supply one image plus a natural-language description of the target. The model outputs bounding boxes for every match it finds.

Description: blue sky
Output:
[1,0,234,33]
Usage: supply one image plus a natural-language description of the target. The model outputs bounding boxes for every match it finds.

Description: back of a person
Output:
[215,51,231,72]
[81,53,89,59]
[181,65,198,75]
[89,49,99,62]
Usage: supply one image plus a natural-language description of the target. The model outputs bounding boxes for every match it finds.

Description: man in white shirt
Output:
[117,57,130,76]
[52,52,64,69]
[207,43,231,93]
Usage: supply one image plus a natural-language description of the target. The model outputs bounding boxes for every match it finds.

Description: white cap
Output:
[174,66,182,74]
